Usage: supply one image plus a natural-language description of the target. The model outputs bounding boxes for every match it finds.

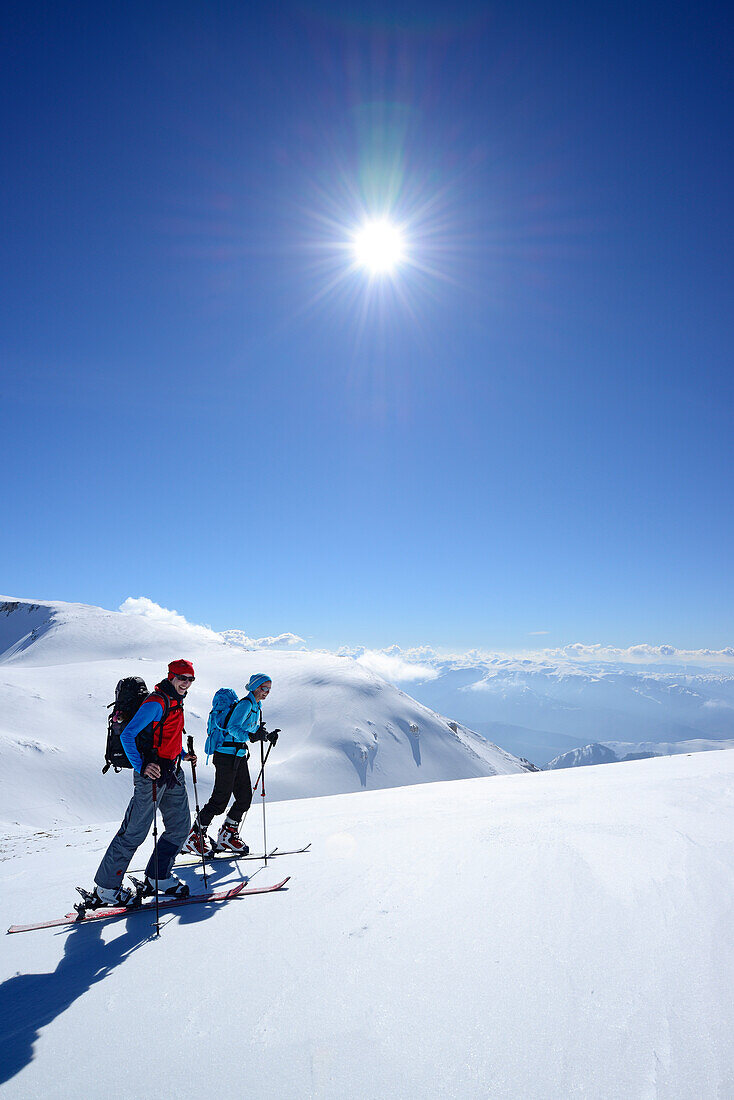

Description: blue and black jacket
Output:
[216,693,263,757]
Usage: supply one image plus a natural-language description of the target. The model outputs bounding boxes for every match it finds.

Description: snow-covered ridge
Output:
[546,737,734,770]
[0,598,527,827]
[0,596,226,665]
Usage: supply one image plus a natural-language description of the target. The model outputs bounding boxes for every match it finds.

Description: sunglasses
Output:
[175,674,195,683]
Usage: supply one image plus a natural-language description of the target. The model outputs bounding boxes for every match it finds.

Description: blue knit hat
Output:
[246,673,272,693]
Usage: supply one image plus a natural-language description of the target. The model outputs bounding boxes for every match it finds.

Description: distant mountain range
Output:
[342,644,734,767]
[546,738,734,770]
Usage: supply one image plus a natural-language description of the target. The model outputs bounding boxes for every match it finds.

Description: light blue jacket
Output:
[217,692,262,757]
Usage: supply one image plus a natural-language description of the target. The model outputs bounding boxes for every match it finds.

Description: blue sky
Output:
[2,0,732,651]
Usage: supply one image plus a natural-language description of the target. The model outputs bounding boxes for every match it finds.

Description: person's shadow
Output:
[0,879,222,1086]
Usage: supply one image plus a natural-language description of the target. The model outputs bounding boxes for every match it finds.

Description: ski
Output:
[128,842,311,873]
[7,878,290,934]
[178,842,311,867]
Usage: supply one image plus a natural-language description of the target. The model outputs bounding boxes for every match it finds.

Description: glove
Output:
[267,728,280,746]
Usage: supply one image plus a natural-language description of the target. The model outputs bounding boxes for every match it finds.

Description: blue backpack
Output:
[205,688,240,759]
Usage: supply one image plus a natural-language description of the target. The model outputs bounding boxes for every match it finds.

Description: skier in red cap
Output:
[90,660,198,907]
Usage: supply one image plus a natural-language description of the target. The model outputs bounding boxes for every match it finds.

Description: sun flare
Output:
[353,219,405,274]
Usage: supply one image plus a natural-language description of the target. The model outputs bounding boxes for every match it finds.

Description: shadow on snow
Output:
[0,880,225,1086]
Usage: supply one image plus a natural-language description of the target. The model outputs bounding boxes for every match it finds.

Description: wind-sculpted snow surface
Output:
[0,598,525,827]
[1,751,733,1098]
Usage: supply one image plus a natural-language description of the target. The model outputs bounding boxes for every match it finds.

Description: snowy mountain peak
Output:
[0,597,528,827]
[547,738,734,770]
[0,596,226,667]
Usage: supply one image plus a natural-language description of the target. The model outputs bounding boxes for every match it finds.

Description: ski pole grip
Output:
[187,735,194,755]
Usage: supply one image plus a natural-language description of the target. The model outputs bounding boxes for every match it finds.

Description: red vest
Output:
[149,683,185,761]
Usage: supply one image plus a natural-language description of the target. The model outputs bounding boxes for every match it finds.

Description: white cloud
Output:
[120,597,194,628]
[332,640,734,697]
[118,597,222,644]
[117,604,734,678]
[253,632,306,649]
[551,643,734,665]
[221,629,307,650]
[355,650,440,684]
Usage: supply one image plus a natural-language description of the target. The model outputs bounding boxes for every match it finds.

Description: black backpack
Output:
[103,677,170,774]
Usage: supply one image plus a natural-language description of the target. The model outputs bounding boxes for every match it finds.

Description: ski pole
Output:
[252,740,273,795]
[253,731,278,863]
[187,735,208,890]
[259,737,268,867]
[226,741,269,857]
[151,763,161,937]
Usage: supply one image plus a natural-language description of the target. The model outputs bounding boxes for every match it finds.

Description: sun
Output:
[353,219,405,274]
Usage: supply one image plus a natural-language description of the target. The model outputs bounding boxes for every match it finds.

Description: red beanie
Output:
[168,659,195,678]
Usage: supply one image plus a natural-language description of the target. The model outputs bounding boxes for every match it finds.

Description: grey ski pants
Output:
[95,769,191,889]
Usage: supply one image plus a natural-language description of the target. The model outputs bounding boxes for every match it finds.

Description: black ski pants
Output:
[200,751,253,828]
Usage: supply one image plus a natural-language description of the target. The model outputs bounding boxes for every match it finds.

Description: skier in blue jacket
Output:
[184,673,278,854]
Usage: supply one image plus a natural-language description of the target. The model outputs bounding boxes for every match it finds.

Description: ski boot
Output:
[213,816,249,854]
[134,874,190,899]
[183,822,212,856]
[74,882,137,918]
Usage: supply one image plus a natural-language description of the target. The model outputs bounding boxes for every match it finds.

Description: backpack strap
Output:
[218,698,250,757]
[148,690,172,753]
[223,700,239,729]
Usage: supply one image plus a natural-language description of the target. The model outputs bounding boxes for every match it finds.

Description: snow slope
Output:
[0,596,227,665]
[1,750,733,1099]
[0,599,525,827]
